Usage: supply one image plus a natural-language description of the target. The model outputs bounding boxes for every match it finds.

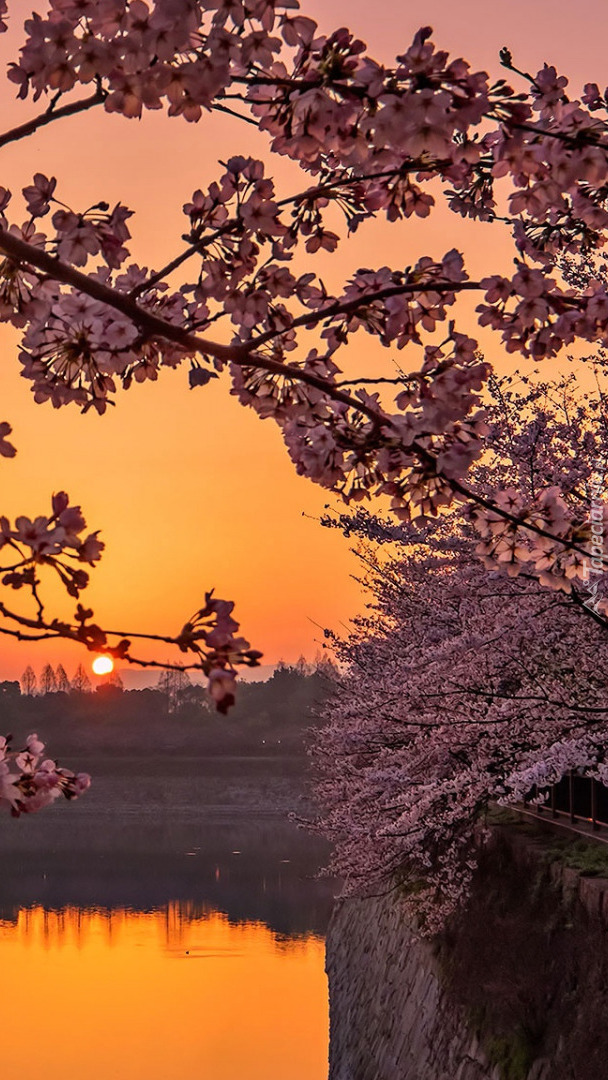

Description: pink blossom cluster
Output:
[0,732,90,815]
[0,183,195,411]
[0,490,103,598]
[470,485,597,595]
[176,591,262,713]
[477,266,608,362]
[18,272,192,414]
[8,0,296,119]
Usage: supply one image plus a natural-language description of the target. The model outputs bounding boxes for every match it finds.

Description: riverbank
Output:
[326,821,608,1080]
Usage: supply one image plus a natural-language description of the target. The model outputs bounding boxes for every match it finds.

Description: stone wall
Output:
[327,893,497,1080]
[326,824,608,1080]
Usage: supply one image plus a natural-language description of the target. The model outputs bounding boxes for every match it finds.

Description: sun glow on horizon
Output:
[92,656,114,676]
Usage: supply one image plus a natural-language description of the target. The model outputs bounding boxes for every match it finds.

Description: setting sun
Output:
[92,656,114,676]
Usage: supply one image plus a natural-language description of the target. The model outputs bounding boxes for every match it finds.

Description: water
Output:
[0,757,335,1080]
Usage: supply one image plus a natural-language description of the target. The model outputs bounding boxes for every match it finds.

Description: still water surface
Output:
[0,759,334,1080]
[0,905,327,1080]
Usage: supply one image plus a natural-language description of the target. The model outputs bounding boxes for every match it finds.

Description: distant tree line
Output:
[19,663,124,696]
[0,659,336,759]
[16,654,335,706]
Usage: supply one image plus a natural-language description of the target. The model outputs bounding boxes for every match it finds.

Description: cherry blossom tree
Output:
[3,0,608,810]
[315,373,608,930]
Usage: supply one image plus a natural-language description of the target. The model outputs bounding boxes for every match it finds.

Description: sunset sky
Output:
[0,0,605,683]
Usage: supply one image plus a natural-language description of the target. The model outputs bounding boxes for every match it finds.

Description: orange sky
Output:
[0,0,605,683]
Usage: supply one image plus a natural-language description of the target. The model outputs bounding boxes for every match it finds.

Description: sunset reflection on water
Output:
[0,903,328,1080]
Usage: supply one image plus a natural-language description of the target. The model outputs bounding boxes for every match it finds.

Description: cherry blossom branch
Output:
[335,375,418,388]
[243,279,483,352]
[0,226,236,364]
[274,163,449,207]
[424,685,608,715]
[132,162,440,300]
[2,226,601,569]
[501,118,608,150]
[0,589,260,708]
[1,732,91,816]
[0,89,106,150]
[129,221,245,298]
[210,101,258,125]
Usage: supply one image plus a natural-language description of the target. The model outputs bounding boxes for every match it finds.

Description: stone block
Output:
[561,865,580,896]
[578,875,607,919]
